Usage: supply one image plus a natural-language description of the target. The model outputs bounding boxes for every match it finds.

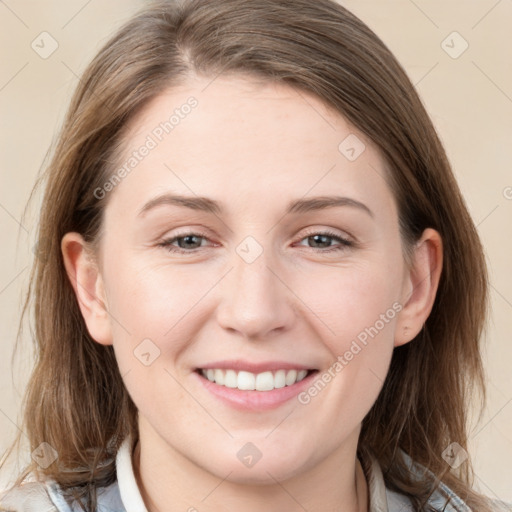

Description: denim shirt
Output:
[1,435,511,511]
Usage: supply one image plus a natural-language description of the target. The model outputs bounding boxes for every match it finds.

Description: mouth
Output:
[195,368,318,392]
[193,364,320,411]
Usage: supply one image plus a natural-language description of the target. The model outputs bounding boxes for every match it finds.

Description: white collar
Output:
[116,435,148,512]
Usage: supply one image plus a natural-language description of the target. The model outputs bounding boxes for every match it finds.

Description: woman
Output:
[0,0,510,510]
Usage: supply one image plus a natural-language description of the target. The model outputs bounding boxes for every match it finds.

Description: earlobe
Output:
[394,228,443,347]
[61,232,113,346]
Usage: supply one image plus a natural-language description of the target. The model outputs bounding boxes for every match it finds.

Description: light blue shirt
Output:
[1,435,511,511]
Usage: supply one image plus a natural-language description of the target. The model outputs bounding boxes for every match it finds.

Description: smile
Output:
[198,368,315,391]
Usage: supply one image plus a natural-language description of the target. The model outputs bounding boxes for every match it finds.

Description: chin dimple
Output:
[199,368,311,391]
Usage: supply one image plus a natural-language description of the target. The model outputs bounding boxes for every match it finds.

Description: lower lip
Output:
[194,370,319,411]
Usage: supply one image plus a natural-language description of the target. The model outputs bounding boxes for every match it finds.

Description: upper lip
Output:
[197,359,317,374]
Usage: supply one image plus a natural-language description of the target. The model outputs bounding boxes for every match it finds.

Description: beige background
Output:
[1,0,511,502]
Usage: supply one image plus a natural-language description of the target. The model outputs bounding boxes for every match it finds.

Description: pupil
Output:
[311,234,329,248]
[180,235,200,249]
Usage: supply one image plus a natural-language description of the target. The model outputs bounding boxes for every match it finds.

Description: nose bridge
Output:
[216,235,293,339]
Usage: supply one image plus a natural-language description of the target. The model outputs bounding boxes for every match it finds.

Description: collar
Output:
[116,435,148,512]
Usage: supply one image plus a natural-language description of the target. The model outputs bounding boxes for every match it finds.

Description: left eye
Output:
[157,232,211,252]
[157,230,353,254]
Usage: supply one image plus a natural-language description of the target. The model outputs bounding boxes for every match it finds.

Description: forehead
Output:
[107,74,396,221]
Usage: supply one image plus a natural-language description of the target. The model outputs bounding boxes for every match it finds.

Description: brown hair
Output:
[1,0,495,510]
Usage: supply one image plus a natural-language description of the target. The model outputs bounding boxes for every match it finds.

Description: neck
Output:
[132,426,368,512]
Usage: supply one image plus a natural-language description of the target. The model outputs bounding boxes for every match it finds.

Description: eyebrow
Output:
[137,193,374,219]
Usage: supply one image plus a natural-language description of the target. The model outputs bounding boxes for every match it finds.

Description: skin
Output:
[62,74,442,512]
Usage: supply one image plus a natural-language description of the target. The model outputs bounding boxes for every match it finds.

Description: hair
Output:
[1,0,496,510]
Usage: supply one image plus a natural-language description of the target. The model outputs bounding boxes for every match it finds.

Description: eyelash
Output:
[156,229,354,255]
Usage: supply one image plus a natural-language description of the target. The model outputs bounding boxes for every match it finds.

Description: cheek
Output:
[294,264,400,425]
[104,258,200,420]
[301,259,401,352]
[103,255,232,394]
[105,254,207,333]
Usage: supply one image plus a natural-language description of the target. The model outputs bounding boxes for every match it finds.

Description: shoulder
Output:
[386,486,512,512]
[0,479,125,512]
[394,450,512,512]
[0,480,58,511]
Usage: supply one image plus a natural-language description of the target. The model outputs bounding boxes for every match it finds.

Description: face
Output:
[64,74,439,484]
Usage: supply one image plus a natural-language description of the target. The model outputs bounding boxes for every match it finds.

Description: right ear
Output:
[61,232,113,346]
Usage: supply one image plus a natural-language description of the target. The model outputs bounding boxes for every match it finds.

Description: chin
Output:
[199,447,312,485]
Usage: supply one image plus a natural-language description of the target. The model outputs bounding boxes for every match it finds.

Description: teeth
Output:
[214,369,224,386]
[224,369,238,388]
[274,369,286,389]
[200,368,310,391]
[238,371,255,390]
[285,369,297,386]
[256,371,274,391]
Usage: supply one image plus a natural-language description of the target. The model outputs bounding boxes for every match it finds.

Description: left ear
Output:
[394,228,443,347]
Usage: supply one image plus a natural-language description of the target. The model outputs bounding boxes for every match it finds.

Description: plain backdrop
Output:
[0,0,511,502]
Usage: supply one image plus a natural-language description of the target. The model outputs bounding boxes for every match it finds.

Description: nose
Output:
[215,244,296,341]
